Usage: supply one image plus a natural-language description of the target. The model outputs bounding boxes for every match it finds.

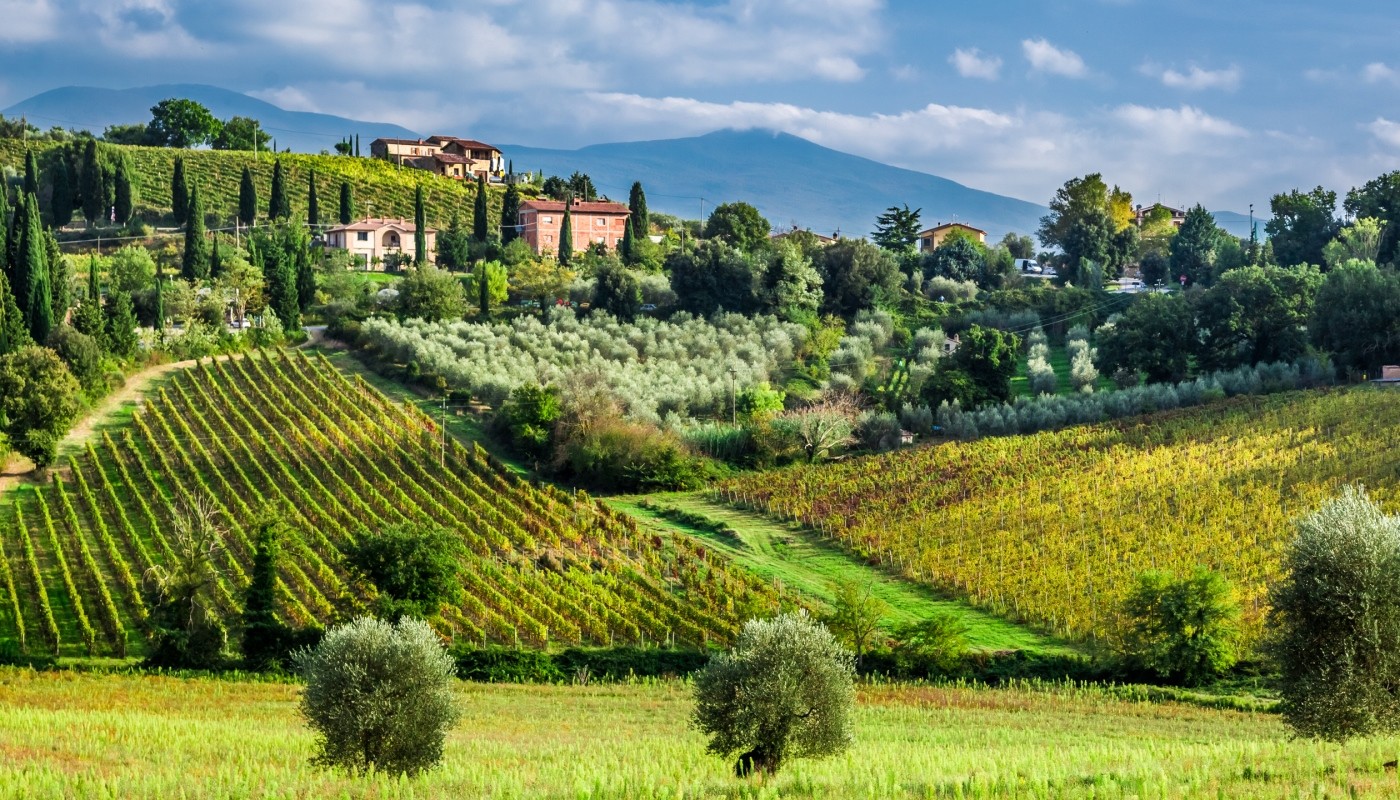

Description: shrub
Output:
[891,613,970,678]
[0,346,84,470]
[346,524,464,620]
[692,612,855,777]
[500,383,561,456]
[46,325,106,398]
[1121,567,1239,686]
[1267,487,1400,741]
[1027,355,1057,396]
[143,496,230,670]
[558,417,711,491]
[296,617,460,776]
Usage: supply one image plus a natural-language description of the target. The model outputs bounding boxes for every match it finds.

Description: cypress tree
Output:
[473,175,489,242]
[209,233,223,280]
[628,181,649,241]
[558,202,574,266]
[49,157,73,229]
[307,170,319,228]
[171,156,189,225]
[23,150,38,199]
[114,158,133,224]
[45,229,68,323]
[104,289,138,359]
[621,216,636,264]
[153,261,165,336]
[22,195,52,343]
[0,186,10,282]
[182,184,209,281]
[101,163,116,222]
[296,238,316,312]
[338,181,353,224]
[8,191,27,283]
[238,165,257,227]
[80,139,103,227]
[354,134,360,157]
[501,182,521,245]
[269,158,290,220]
[0,270,28,357]
[242,516,285,670]
[414,184,427,265]
[73,255,104,338]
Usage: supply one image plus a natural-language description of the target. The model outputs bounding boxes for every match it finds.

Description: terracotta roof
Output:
[371,137,431,146]
[324,217,437,234]
[430,153,472,164]
[429,135,499,151]
[521,199,631,215]
[918,222,987,236]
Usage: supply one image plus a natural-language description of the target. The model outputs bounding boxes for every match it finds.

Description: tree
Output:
[1122,568,1240,686]
[668,240,758,316]
[338,180,353,225]
[113,158,133,224]
[211,116,269,151]
[435,215,471,271]
[628,181,649,241]
[509,255,574,310]
[824,580,888,667]
[502,383,561,455]
[181,184,209,281]
[238,166,257,227]
[922,236,987,286]
[19,195,52,344]
[103,290,139,360]
[49,155,73,228]
[268,159,291,221]
[295,239,316,313]
[108,244,156,293]
[43,229,67,331]
[1095,293,1194,384]
[1194,264,1322,370]
[704,202,771,253]
[871,204,921,253]
[209,232,223,280]
[142,496,229,668]
[396,264,468,322]
[757,240,822,324]
[23,149,38,198]
[47,324,104,397]
[0,271,30,358]
[80,138,103,226]
[591,260,641,322]
[1266,187,1339,269]
[500,181,521,245]
[296,617,460,776]
[1309,259,1400,376]
[814,239,900,319]
[558,203,574,266]
[147,98,222,148]
[240,513,310,671]
[153,261,165,336]
[1323,217,1383,268]
[567,171,596,201]
[1344,173,1400,266]
[465,259,508,316]
[250,224,303,329]
[171,156,189,226]
[770,395,859,463]
[306,170,319,228]
[413,184,427,265]
[692,612,855,777]
[472,175,489,242]
[1267,487,1400,741]
[1038,174,1132,266]
[946,324,1020,407]
[1170,204,1221,286]
[102,122,150,145]
[891,614,969,678]
[1000,232,1035,260]
[541,175,569,200]
[0,345,83,469]
[346,524,464,619]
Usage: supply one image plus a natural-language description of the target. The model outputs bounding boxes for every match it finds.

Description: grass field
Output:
[1,667,1396,799]
[611,494,1072,656]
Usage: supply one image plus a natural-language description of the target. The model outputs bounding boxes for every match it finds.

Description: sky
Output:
[3,0,1400,213]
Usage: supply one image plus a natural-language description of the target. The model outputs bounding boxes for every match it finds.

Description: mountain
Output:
[2,84,421,154]
[502,129,1050,243]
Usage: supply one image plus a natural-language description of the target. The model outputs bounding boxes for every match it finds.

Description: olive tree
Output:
[692,612,855,777]
[1267,487,1400,741]
[296,617,460,776]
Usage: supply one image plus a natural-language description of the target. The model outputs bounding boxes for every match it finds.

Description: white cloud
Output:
[949,48,1002,80]
[1113,104,1248,153]
[1021,38,1087,78]
[0,0,58,42]
[1366,117,1400,148]
[1363,62,1400,85]
[1159,64,1241,91]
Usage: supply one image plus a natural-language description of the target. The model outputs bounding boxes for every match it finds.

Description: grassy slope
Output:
[2,667,1394,799]
[609,493,1073,656]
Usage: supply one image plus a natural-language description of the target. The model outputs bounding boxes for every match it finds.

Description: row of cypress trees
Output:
[230,159,356,229]
[0,172,62,353]
[24,141,137,230]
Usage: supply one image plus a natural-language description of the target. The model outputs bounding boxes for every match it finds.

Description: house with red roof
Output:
[518,199,631,257]
[324,218,437,269]
[369,136,503,180]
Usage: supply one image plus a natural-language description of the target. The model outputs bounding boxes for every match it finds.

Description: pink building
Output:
[324,218,437,269]
[518,199,631,257]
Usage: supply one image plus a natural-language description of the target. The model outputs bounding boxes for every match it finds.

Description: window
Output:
[356,231,369,242]
[543,215,554,224]
[544,235,553,243]
[595,218,606,227]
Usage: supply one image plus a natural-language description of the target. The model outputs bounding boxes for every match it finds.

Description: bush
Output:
[692,612,855,777]
[46,325,107,398]
[558,417,712,492]
[143,497,230,670]
[296,617,460,776]
[1121,567,1239,686]
[0,346,84,470]
[891,614,970,678]
[500,383,561,456]
[1267,487,1400,741]
[346,524,464,620]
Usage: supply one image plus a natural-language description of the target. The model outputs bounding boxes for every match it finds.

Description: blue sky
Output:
[3,0,1400,213]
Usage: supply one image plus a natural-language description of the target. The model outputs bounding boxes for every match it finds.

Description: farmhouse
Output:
[324,217,437,269]
[1133,203,1188,228]
[518,198,631,257]
[917,222,987,252]
[369,136,504,180]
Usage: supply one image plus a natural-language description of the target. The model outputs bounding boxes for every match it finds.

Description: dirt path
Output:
[0,354,230,495]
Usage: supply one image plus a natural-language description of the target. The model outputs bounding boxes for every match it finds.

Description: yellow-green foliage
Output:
[719,387,1400,649]
[0,138,527,229]
[2,668,1397,798]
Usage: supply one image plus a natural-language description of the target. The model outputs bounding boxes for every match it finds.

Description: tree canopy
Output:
[704,202,771,254]
[146,98,222,149]
[871,204,921,253]
[1266,186,1339,269]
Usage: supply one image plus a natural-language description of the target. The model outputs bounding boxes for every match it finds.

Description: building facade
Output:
[518,199,631,257]
[323,218,437,269]
[917,222,988,252]
[369,136,503,180]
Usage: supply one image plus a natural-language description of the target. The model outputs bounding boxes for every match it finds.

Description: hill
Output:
[0,351,783,657]
[504,129,1050,242]
[3,84,419,155]
[718,387,1400,649]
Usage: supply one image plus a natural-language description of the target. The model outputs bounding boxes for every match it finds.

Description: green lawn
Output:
[608,493,1076,656]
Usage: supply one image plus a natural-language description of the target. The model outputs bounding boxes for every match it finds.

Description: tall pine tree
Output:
[338,181,353,224]
[49,157,73,229]
[209,233,223,280]
[80,138,103,227]
[268,158,290,220]
[473,174,489,242]
[171,156,189,226]
[307,170,319,228]
[0,270,27,357]
[182,184,209,281]
[114,158,133,224]
[73,255,104,338]
[21,195,52,343]
[501,181,521,245]
[628,181,649,241]
[23,150,38,199]
[414,184,427,265]
[238,165,257,227]
[558,202,574,266]
[45,230,68,323]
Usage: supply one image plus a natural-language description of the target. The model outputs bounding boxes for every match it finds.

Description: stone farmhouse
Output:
[917,222,987,253]
[369,136,504,181]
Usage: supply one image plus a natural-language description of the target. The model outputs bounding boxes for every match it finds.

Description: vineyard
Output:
[717,387,1400,649]
[0,138,522,231]
[0,351,782,657]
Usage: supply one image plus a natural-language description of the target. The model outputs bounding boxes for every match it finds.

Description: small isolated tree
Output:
[824,579,888,666]
[1267,487,1400,741]
[464,259,508,316]
[296,617,460,776]
[347,524,464,620]
[0,345,82,470]
[396,264,468,322]
[338,180,354,225]
[892,613,969,678]
[693,612,855,777]
[502,383,561,456]
[770,395,859,463]
[238,165,258,227]
[1122,567,1239,686]
[143,495,229,669]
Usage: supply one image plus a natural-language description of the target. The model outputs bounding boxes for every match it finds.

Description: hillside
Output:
[0,138,507,232]
[0,351,783,657]
[3,84,419,154]
[718,387,1400,649]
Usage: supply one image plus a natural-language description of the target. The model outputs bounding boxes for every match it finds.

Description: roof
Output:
[428,135,500,151]
[521,199,631,215]
[371,137,431,147]
[918,222,987,236]
[324,217,437,234]
[430,153,472,164]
